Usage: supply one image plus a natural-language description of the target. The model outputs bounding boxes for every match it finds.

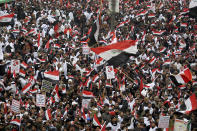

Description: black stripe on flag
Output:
[169,75,181,86]
[189,6,197,19]
[107,52,137,68]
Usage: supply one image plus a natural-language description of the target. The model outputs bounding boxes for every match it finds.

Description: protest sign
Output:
[36,94,46,107]
[82,45,90,54]
[11,60,20,73]
[11,99,20,113]
[158,116,170,128]
[106,66,115,79]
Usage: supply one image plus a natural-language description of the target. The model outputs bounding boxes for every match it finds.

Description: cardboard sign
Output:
[41,80,53,93]
[158,116,170,128]
[174,119,190,131]
[36,94,46,107]
[82,45,90,54]
[11,99,20,113]
[11,60,20,73]
[106,66,115,79]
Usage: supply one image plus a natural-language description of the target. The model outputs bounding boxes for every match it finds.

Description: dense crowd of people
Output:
[0,0,196,130]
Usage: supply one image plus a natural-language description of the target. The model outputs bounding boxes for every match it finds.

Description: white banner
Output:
[189,0,197,9]
[106,66,115,79]
[11,99,20,113]
[11,60,20,73]
[36,94,46,107]
[158,116,170,128]
[174,119,190,131]
[82,45,90,54]
[109,0,119,13]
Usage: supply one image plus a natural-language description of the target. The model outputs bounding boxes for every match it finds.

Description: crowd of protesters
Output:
[0,0,196,130]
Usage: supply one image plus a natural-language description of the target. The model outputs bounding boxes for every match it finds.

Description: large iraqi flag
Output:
[91,40,138,67]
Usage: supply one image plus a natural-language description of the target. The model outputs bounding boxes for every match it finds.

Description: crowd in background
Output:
[0,0,196,130]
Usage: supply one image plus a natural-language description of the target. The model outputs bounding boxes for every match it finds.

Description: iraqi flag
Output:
[11,29,20,34]
[110,31,117,44]
[116,20,129,28]
[29,88,38,94]
[160,47,166,53]
[21,61,28,69]
[25,29,37,36]
[88,19,100,47]
[10,119,21,126]
[92,74,99,83]
[82,90,94,98]
[45,38,53,50]
[149,56,156,65]
[100,121,106,131]
[163,59,171,65]
[189,0,197,19]
[170,68,192,86]
[54,44,61,48]
[45,109,52,120]
[19,69,26,77]
[152,30,165,35]
[93,114,102,128]
[22,82,32,94]
[0,13,14,26]
[180,23,188,27]
[44,70,59,82]
[91,40,138,67]
[180,94,197,114]
[148,14,156,18]
[136,10,148,16]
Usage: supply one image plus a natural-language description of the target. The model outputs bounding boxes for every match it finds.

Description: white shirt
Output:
[149,126,157,131]
[106,122,121,131]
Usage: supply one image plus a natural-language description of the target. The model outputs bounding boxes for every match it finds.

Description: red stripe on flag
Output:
[91,40,136,54]
[190,94,197,111]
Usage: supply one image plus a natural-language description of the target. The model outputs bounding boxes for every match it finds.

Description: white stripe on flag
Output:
[10,119,21,126]
[174,75,185,84]
[0,13,14,22]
